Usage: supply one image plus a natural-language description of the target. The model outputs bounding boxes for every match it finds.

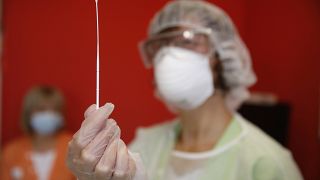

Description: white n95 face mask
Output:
[154,47,214,110]
[31,111,63,136]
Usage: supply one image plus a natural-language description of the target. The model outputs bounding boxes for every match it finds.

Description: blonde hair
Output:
[21,85,65,134]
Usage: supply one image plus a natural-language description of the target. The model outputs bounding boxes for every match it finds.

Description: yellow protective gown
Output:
[129,114,303,180]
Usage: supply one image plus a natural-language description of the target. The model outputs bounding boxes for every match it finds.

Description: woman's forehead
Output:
[32,98,60,110]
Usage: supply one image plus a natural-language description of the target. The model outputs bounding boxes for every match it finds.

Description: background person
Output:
[1,85,75,180]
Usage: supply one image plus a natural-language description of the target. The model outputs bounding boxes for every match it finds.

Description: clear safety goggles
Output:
[139,28,213,68]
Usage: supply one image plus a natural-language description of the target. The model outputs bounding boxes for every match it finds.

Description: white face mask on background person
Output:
[30,111,63,136]
[154,46,214,110]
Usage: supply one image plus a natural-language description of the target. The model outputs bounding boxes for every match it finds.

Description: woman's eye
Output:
[183,40,198,48]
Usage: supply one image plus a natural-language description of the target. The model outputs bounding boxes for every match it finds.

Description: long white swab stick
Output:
[95,0,100,109]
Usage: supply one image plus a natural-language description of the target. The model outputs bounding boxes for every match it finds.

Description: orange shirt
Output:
[0,132,76,180]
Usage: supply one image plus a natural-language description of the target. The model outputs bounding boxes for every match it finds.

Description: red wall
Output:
[244,1,320,179]
[1,0,319,179]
